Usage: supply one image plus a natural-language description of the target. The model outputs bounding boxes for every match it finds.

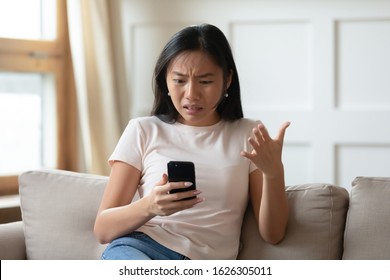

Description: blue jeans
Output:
[101,231,190,260]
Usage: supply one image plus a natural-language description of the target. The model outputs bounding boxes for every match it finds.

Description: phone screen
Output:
[167,161,196,197]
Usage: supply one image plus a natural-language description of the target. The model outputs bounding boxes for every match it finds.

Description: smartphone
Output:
[167,161,196,199]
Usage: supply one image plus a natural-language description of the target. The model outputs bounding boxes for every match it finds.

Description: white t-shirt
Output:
[109,116,259,259]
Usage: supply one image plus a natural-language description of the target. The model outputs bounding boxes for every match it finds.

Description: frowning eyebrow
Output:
[171,71,215,78]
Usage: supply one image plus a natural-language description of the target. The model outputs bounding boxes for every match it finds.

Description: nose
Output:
[185,81,200,100]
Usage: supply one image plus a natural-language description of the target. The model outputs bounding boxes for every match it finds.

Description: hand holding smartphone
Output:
[167,161,196,200]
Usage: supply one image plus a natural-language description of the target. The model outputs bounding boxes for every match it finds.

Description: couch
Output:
[0,169,389,260]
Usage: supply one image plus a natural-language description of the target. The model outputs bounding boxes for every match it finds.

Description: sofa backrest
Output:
[19,169,352,260]
[238,183,349,259]
[19,170,108,260]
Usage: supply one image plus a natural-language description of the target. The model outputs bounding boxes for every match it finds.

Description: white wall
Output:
[110,0,390,190]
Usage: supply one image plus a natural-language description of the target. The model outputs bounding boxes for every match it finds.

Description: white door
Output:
[111,0,390,190]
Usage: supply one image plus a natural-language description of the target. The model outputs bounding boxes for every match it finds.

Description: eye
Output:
[200,80,213,85]
[173,79,185,84]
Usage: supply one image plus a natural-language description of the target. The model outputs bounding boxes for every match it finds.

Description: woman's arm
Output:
[249,169,288,244]
[94,161,203,244]
[241,121,290,244]
[94,161,149,244]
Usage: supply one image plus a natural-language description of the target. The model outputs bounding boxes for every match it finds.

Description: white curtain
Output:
[67,0,121,175]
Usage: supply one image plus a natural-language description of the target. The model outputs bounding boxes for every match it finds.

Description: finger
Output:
[276,121,291,143]
[171,189,201,202]
[155,173,168,186]
[240,150,254,160]
[256,121,272,142]
[252,127,263,144]
[155,173,169,193]
[169,181,194,192]
[161,173,168,184]
[240,142,258,159]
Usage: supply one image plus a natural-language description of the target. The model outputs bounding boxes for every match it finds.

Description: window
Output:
[0,0,77,195]
[0,73,57,174]
[0,0,56,40]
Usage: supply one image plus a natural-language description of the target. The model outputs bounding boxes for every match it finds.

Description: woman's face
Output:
[166,50,231,126]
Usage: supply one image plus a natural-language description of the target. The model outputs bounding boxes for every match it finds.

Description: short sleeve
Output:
[249,161,258,173]
[108,119,144,171]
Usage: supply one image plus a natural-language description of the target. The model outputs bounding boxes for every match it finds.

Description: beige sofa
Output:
[0,169,389,260]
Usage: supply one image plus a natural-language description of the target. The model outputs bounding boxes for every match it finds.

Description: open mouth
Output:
[183,104,203,114]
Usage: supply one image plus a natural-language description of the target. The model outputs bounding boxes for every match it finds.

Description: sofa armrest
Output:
[0,221,26,259]
[343,177,390,259]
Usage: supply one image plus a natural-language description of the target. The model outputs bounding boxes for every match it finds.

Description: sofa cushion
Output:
[19,169,108,260]
[342,177,390,259]
[238,183,349,259]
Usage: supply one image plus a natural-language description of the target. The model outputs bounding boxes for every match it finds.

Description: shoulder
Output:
[124,116,175,138]
[218,118,259,140]
[126,116,167,129]
[236,118,259,126]
[128,116,159,125]
[227,118,259,131]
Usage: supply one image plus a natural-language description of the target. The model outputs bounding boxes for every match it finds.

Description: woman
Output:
[94,23,290,260]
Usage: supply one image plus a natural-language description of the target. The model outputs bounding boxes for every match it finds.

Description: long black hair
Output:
[151,23,244,123]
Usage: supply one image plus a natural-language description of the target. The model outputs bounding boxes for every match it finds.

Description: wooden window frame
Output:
[0,0,77,195]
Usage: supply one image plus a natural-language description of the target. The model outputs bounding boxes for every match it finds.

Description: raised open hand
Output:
[240,121,290,177]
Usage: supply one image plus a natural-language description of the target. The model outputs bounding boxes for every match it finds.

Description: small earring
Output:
[167,92,171,96]
[224,93,229,97]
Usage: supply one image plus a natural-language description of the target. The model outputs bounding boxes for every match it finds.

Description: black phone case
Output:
[167,161,196,196]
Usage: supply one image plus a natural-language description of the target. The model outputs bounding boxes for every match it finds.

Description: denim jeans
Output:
[101,231,190,260]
